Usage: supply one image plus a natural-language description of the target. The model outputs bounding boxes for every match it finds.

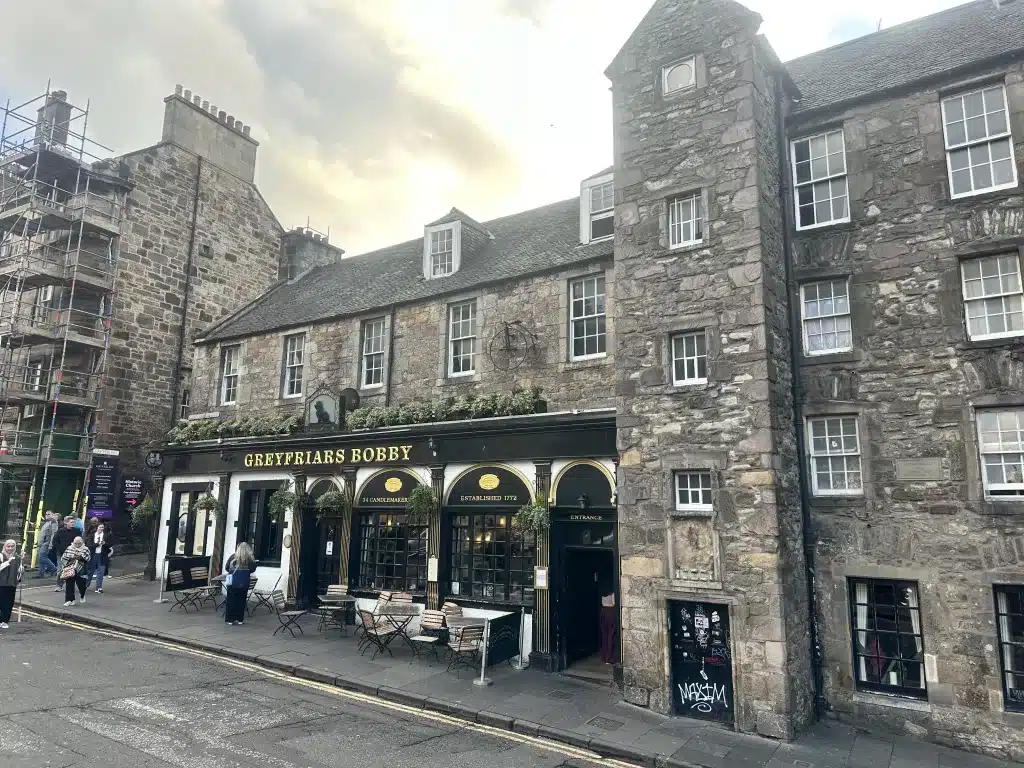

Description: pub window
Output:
[849,578,926,699]
[282,333,304,398]
[166,488,209,557]
[450,513,535,604]
[977,408,1024,497]
[361,317,386,388]
[220,344,240,405]
[995,585,1024,711]
[569,274,607,360]
[357,511,428,593]
[237,487,283,566]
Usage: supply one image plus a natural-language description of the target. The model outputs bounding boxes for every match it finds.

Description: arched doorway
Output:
[351,469,427,595]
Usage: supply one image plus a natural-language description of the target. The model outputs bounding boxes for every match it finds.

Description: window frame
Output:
[848,577,927,699]
[674,470,713,513]
[281,333,305,399]
[237,486,283,567]
[423,221,462,279]
[589,181,615,242]
[220,344,240,405]
[448,300,478,377]
[941,84,1018,200]
[449,511,535,605]
[356,510,428,594]
[976,408,1024,498]
[179,387,190,421]
[800,278,854,356]
[668,191,703,249]
[960,253,1024,342]
[791,129,851,231]
[360,317,387,389]
[663,56,697,95]
[671,331,708,386]
[994,584,1024,712]
[806,415,864,497]
[166,486,210,558]
[430,227,454,278]
[569,274,607,361]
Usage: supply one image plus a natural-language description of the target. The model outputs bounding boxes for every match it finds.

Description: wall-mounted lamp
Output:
[577,493,590,510]
[428,437,438,458]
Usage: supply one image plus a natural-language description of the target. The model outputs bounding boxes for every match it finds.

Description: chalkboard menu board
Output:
[668,600,734,723]
[86,455,120,521]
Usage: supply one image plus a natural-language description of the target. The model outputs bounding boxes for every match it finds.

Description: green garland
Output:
[167,413,303,444]
[348,388,544,431]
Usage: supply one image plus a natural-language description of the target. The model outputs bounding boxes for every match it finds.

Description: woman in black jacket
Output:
[85,522,113,593]
[223,542,256,626]
[0,539,24,629]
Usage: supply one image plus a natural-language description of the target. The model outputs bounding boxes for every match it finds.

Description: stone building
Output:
[154,0,1024,759]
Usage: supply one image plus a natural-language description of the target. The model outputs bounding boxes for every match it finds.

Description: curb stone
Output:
[25,604,681,767]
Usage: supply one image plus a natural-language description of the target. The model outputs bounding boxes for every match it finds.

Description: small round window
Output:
[664,59,695,94]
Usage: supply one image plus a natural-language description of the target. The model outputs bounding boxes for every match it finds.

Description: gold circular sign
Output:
[479,473,500,491]
[384,477,403,493]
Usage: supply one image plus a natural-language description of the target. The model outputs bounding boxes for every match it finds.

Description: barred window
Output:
[995,585,1024,712]
[361,318,386,388]
[674,471,712,512]
[220,344,240,404]
[961,254,1024,341]
[282,334,304,397]
[357,512,428,594]
[801,279,852,355]
[668,192,702,248]
[807,416,862,496]
[792,129,850,230]
[450,513,535,605]
[850,578,926,698]
[448,300,477,376]
[942,86,1018,198]
[671,331,707,385]
[570,275,606,360]
[430,228,454,277]
[977,409,1024,497]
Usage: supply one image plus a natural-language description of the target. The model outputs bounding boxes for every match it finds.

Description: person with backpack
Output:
[223,542,256,626]
[50,517,78,592]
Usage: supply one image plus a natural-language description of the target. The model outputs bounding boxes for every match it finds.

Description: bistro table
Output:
[318,594,357,636]
[378,602,420,652]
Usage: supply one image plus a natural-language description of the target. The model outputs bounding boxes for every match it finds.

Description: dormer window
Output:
[423,221,462,279]
[580,171,614,245]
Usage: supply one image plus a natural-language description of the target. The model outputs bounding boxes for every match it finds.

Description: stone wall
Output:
[790,59,1024,758]
[609,0,812,736]
[103,142,282,474]
[189,258,616,417]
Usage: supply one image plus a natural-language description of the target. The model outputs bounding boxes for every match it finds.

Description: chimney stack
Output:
[162,84,259,183]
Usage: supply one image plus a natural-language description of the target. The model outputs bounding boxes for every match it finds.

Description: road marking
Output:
[21,610,642,768]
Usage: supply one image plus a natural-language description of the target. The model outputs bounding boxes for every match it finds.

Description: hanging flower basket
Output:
[130,495,157,531]
[268,482,297,524]
[512,501,550,535]
[193,491,224,522]
[315,489,349,522]
[405,486,437,526]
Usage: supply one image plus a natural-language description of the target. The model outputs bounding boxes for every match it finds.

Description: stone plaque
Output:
[895,457,943,482]
[671,518,717,582]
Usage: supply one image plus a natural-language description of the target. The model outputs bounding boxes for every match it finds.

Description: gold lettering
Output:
[351,448,362,463]
[294,452,304,466]
[275,453,284,466]
[376,447,387,463]
[324,450,334,464]
[284,452,293,466]
[264,453,274,467]
[244,454,253,468]
[254,454,264,468]
[313,451,323,465]
[400,445,411,460]
[304,451,311,464]
[388,446,399,461]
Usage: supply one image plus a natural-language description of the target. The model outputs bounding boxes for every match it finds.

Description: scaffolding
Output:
[0,85,128,562]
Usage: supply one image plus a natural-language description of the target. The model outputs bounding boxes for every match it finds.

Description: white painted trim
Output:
[423,220,462,279]
[226,471,295,596]
[158,475,220,562]
[579,172,614,245]
[941,84,1019,200]
[791,128,851,231]
[662,56,697,95]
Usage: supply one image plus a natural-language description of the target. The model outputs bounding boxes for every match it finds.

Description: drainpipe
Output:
[169,156,203,427]
[384,305,396,407]
[775,72,828,718]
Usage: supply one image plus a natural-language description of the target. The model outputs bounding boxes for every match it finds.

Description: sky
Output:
[0,0,969,255]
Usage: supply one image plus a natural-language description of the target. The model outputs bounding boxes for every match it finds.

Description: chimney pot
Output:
[184,89,192,101]
[175,84,183,96]
[218,110,226,122]
[242,125,251,137]
[201,100,209,111]
[232,119,241,130]
[192,95,201,105]
[210,105,217,115]
[226,114,234,125]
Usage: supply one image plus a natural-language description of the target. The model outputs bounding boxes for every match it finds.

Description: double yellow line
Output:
[23,610,642,768]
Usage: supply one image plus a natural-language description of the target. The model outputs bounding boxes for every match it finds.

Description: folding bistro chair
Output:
[250,574,280,615]
[243,577,259,616]
[355,591,392,640]
[409,609,447,663]
[357,608,400,660]
[167,571,201,613]
[441,601,463,621]
[317,585,349,632]
[446,623,484,676]
[272,591,308,637]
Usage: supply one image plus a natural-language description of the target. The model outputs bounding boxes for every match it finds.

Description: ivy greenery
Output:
[315,489,349,521]
[130,495,157,531]
[167,413,302,444]
[348,388,545,431]
[512,501,550,535]
[268,482,297,524]
[192,492,224,521]
[405,485,437,526]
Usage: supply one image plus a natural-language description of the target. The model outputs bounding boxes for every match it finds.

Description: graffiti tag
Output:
[678,681,729,714]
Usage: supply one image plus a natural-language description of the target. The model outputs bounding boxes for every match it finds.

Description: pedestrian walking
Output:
[85,522,112,593]
[59,536,90,607]
[599,580,618,665]
[0,539,24,629]
[50,516,78,592]
[34,511,58,579]
[223,542,256,626]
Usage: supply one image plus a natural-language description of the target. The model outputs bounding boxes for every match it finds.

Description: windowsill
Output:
[669,240,704,252]
[281,394,303,400]
[961,335,1024,349]
[359,385,385,394]
[939,184,1021,209]
[569,353,608,364]
[981,499,1024,516]
[585,235,614,245]
[795,217,853,235]
[810,496,866,509]
[446,595,532,611]
[800,350,859,366]
[672,379,709,388]
[852,691,931,712]
[793,220,858,238]
[950,181,1019,202]
[672,506,713,518]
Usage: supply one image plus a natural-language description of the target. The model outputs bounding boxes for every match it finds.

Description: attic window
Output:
[589,182,614,241]
[663,57,696,95]
[423,221,462,279]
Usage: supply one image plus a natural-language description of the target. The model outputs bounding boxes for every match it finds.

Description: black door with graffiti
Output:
[668,600,734,723]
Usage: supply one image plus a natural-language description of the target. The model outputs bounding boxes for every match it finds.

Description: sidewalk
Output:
[18,575,1017,768]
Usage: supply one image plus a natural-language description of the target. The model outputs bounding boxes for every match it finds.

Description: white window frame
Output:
[282,333,305,398]
[960,253,1024,341]
[179,388,190,420]
[668,192,703,248]
[663,56,697,95]
[589,182,614,242]
[579,172,614,245]
[569,274,607,361]
[671,331,707,386]
[423,221,462,279]
[807,416,863,497]
[941,85,1018,200]
[24,361,42,393]
[801,278,853,356]
[448,300,477,377]
[674,471,713,512]
[220,344,240,405]
[977,409,1024,498]
[361,317,386,389]
[791,129,850,231]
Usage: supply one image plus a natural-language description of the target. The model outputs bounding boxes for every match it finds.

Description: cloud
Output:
[494,0,554,25]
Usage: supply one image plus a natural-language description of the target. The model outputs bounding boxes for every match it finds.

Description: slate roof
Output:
[200,196,610,343]
[785,0,1024,115]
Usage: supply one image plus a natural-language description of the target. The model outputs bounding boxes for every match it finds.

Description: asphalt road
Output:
[0,618,609,768]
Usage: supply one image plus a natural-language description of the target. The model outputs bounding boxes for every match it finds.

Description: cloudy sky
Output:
[0,0,966,254]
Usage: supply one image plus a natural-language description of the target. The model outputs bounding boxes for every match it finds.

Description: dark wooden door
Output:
[668,600,734,723]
